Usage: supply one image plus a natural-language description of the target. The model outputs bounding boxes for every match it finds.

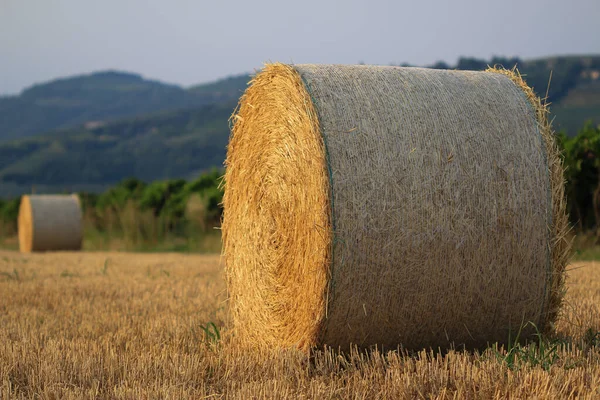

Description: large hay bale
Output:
[222,63,571,352]
[18,194,83,253]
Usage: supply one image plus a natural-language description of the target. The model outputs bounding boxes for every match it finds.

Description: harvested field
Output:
[0,250,599,398]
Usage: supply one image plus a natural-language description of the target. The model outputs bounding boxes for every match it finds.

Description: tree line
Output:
[557,123,600,233]
[1,123,600,246]
[0,169,223,248]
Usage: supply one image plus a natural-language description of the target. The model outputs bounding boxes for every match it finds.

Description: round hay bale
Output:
[18,194,83,253]
[222,63,571,352]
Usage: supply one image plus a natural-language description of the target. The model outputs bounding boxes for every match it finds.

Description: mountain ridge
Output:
[0,70,250,141]
[1,54,599,197]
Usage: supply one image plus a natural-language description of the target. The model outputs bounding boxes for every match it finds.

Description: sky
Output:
[1,0,599,96]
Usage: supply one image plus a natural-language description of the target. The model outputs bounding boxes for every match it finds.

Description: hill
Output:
[0,102,235,197]
[0,55,599,197]
[188,75,250,101]
[2,56,599,143]
[0,71,249,141]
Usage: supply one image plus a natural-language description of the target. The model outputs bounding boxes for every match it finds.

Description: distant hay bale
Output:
[18,194,83,253]
[222,63,571,352]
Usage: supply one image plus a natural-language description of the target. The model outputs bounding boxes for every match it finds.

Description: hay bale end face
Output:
[18,194,83,253]
[222,63,571,352]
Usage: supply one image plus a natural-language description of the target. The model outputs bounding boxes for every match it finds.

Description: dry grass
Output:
[0,250,599,398]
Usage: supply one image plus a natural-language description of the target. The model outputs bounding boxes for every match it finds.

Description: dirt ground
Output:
[0,251,599,399]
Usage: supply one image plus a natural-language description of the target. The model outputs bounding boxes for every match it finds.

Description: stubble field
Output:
[0,250,599,399]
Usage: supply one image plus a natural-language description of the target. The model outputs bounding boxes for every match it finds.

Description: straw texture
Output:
[222,63,570,352]
[18,194,83,253]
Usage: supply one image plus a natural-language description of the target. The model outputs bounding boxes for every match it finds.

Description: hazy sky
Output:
[1,0,599,95]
